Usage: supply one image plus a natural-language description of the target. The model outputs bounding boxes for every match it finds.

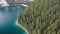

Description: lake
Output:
[0,5,26,34]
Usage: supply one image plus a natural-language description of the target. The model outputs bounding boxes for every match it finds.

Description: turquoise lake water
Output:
[0,5,26,34]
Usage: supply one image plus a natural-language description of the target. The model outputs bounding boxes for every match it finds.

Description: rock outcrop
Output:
[6,0,34,5]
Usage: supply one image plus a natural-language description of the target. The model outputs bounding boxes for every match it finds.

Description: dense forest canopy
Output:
[18,0,60,34]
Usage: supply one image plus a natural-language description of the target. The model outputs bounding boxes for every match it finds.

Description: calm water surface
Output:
[0,5,26,34]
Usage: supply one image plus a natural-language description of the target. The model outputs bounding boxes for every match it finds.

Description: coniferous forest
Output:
[18,0,60,34]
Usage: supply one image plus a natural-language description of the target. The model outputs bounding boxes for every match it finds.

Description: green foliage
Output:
[18,0,60,34]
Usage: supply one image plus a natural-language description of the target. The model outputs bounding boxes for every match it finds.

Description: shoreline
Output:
[16,21,29,34]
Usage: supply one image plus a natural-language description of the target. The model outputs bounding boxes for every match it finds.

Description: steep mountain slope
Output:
[6,0,34,5]
[0,0,9,6]
[19,0,60,34]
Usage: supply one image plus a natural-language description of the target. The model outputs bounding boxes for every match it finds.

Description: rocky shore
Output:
[16,20,29,34]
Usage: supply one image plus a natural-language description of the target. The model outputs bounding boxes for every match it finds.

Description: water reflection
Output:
[0,5,26,34]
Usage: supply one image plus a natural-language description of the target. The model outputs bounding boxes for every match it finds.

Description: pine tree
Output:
[18,0,60,34]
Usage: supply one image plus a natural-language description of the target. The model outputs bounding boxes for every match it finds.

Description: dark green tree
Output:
[18,0,60,34]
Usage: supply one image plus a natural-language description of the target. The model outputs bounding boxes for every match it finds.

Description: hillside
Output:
[18,0,60,34]
[6,0,33,5]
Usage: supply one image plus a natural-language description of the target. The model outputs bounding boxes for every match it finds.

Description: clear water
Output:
[0,5,26,34]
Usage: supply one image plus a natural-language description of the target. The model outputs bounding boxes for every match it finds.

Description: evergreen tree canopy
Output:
[18,0,60,34]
